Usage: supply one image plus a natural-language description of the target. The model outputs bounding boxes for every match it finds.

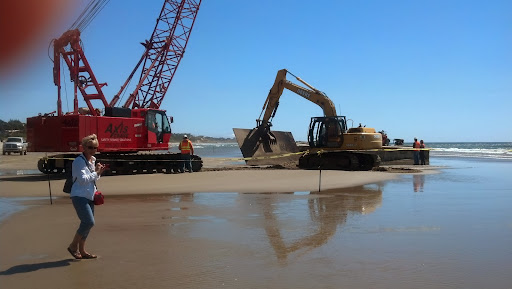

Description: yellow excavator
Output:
[233,69,382,170]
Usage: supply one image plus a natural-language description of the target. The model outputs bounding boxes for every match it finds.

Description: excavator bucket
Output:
[233,128,301,166]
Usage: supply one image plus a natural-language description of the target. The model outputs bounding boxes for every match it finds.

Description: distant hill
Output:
[170,133,236,143]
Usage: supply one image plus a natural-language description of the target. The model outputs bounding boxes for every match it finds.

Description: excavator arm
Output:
[253,69,340,146]
[234,69,340,164]
[258,69,337,130]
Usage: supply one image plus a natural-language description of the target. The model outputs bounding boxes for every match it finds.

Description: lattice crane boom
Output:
[111,0,201,109]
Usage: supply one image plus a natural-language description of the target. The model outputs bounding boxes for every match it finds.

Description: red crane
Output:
[27,0,203,174]
[52,29,109,117]
[111,0,201,109]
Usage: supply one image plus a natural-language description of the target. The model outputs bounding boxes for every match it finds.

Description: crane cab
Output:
[133,108,172,148]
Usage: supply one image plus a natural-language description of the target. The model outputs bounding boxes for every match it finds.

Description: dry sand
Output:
[0,152,433,288]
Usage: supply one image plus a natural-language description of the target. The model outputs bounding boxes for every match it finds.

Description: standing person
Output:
[67,134,105,259]
[179,135,194,173]
[413,137,421,165]
[419,139,426,165]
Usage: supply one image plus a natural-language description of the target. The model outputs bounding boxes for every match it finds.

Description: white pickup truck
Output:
[2,137,28,155]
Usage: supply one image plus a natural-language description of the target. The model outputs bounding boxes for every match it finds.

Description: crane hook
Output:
[78,76,89,87]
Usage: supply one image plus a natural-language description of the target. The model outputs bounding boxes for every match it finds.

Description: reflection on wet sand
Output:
[258,186,382,264]
[166,188,383,265]
[413,174,425,192]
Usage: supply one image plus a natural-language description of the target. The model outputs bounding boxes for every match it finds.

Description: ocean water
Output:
[0,197,50,222]
[180,141,512,162]
[178,142,244,159]
[417,142,512,160]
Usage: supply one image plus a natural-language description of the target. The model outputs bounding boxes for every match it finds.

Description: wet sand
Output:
[0,168,400,197]
[0,152,407,198]
[2,154,512,288]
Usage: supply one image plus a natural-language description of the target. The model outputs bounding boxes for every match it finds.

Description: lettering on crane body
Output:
[100,138,132,142]
[296,88,311,99]
[105,122,129,138]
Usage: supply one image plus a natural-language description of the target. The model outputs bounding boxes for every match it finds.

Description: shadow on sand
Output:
[0,259,75,275]
[0,174,65,182]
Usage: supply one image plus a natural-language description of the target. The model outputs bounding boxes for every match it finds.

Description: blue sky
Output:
[1,0,511,142]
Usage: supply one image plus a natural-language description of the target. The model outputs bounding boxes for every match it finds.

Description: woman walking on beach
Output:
[67,134,105,259]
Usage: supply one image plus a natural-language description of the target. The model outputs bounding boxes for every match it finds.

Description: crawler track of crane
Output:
[37,153,203,175]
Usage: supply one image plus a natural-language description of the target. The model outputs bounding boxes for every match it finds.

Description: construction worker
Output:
[179,135,194,173]
[419,140,426,165]
[413,137,421,165]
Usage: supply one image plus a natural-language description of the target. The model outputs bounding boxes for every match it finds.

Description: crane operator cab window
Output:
[146,110,171,143]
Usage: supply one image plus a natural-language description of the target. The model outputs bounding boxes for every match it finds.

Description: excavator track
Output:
[37,153,203,175]
[298,151,380,171]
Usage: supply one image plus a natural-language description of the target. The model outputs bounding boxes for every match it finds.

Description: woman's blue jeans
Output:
[71,196,95,239]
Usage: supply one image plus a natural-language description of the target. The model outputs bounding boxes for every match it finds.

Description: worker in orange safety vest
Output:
[413,137,421,165]
[178,135,194,173]
[419,140,426,165]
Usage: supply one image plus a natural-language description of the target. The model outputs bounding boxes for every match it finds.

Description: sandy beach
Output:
[0,152,409,197]
[2,152,512,289]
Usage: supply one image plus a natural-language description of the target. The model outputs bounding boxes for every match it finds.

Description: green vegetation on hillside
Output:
[0,119,26,140]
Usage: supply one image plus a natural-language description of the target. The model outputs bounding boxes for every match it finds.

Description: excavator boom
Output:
[259,69,336,126]
[235,69,334,165]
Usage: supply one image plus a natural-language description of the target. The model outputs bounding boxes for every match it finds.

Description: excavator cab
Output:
[308,116,347,148]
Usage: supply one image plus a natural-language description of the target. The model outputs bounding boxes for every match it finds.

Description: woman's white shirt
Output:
[70,154,99,200]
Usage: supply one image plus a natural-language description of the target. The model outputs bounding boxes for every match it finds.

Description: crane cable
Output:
[69,0,110,32]
[116,76,133,106]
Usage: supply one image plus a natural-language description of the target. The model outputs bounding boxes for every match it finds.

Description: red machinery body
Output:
[27,109,170,153]
[26,0,203,174]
